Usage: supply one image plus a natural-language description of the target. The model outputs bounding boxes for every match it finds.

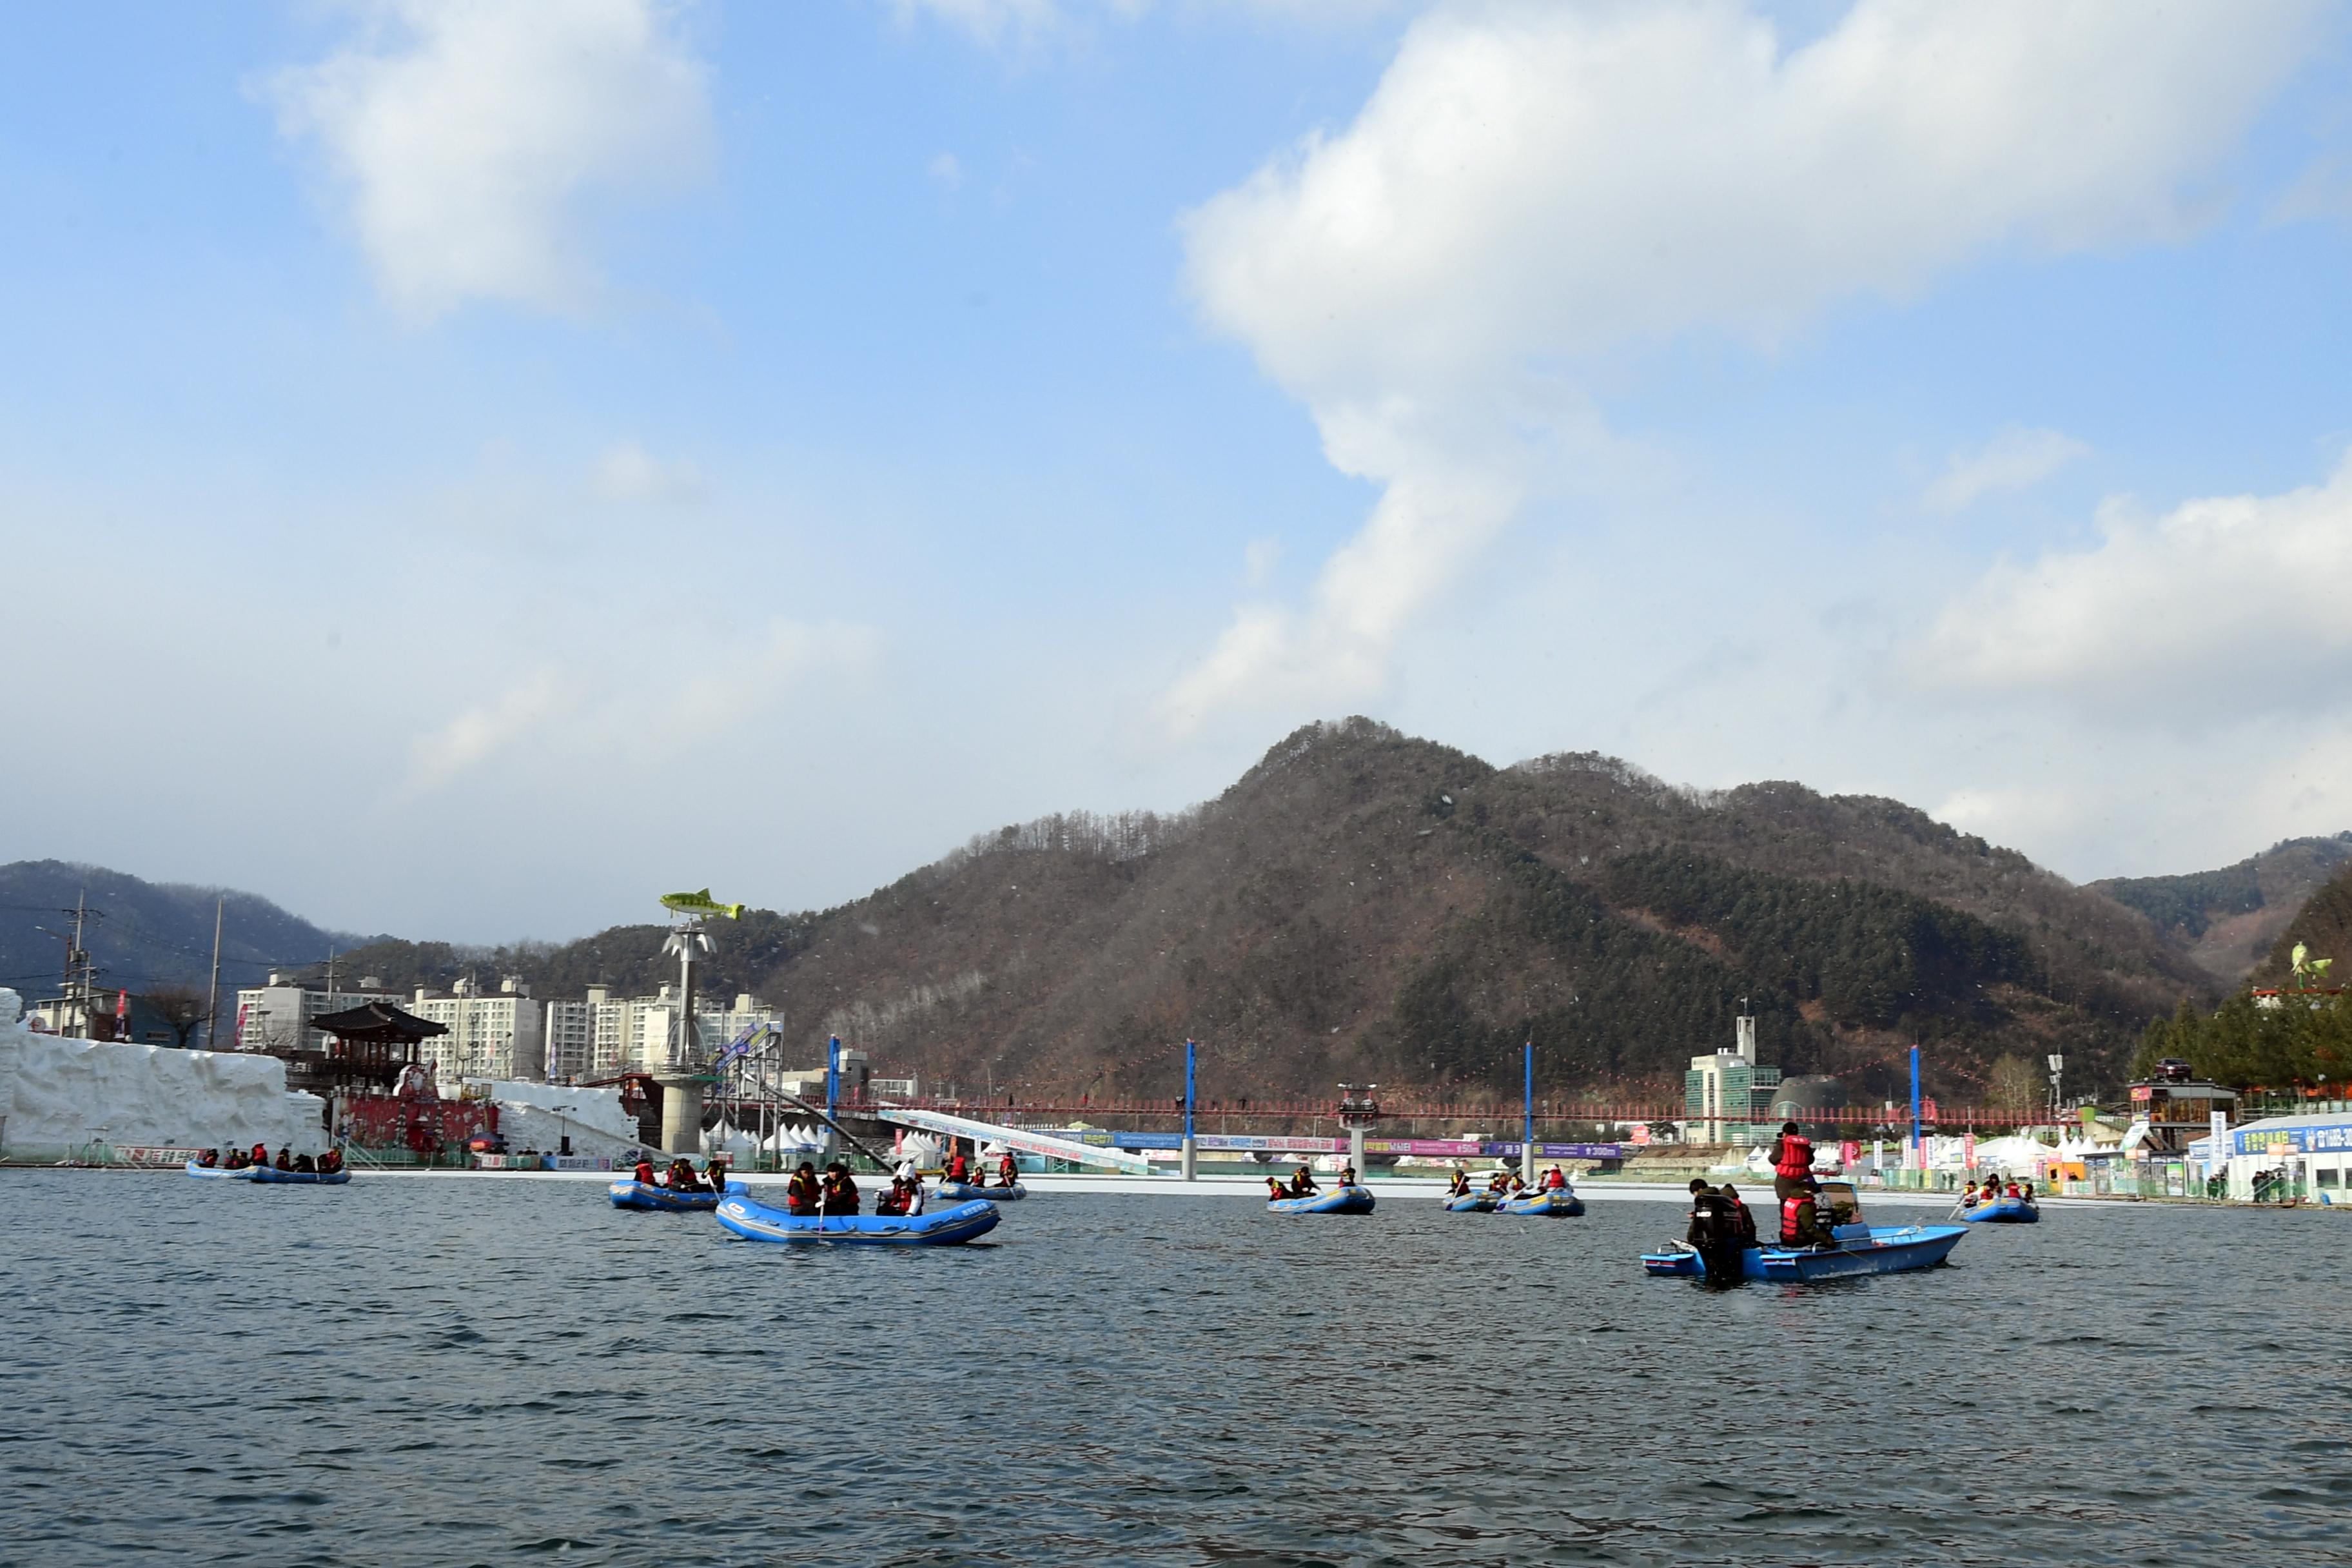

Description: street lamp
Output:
[2046,1054,2065,1127]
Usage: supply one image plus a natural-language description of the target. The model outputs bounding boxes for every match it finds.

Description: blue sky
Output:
[5,0,2352,943]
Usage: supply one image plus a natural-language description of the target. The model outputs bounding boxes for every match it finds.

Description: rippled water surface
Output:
[2,1173,2347,1567]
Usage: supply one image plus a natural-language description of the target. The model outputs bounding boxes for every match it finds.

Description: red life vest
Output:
[1780,1195,1809,1245]
[1774,1135,1814,1180]
[2004,1182,2021,1199]
[947,1154,968,1182]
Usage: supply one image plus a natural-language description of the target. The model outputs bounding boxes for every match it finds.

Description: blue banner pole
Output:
[1522,1041,1535,1182]
[827,1034,841,1122]
[1181,1039,1199,1181]
[1909,1043,1922,1177]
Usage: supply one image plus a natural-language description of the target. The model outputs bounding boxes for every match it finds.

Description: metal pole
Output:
[826,1034,841,1163]
[204,896,222,1050]
[1522,1041,1536,1186]
[1181,1039,1198,1182]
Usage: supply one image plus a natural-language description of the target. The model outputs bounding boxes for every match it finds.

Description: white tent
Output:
[1970,1135,2060,1173]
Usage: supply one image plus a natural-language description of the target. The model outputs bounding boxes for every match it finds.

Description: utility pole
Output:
[205,896,223,1050]
[64,893,97,1039]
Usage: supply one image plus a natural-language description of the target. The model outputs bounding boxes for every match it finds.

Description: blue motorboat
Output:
[1961,1197,2039,1224]
[1444,1191,1500,1212]
[1642,1181,1966,1282]
[716,1193,1000,1246]
[936,1181,1026,1202]
[250,1164,351,1186]
[609,1178,745,1212]
[184,1160,257,1181]
[1268,1185,1375,1215]
[1500,1187,1585,1217]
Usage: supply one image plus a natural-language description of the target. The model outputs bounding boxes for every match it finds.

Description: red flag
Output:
[116,989,129,1020]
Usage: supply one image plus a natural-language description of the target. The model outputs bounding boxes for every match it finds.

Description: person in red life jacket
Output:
[785,1161,821,1215]
[1719,1182,1759,1247]
[997,1152,1019,1188]
[702,1155,729,1194]
[2004,1179,2022,1200]
[1287,1164,1320,1198]
[1779,1190,1811,1247]
[318,1147,343,1176]
[274,1147,293,1171]
[1770,1121,1814,1202]
[1265,1175,1289,1201]
[945,1146,972,1186]
[633,1157,657,1187]
[1542,1164,1568,1191]
[197,1148,219,1168]
[820,1162,859,1216]
[250,1142,269,1167]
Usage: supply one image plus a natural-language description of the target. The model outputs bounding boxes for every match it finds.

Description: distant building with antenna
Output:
[1683,1011,1782,1145]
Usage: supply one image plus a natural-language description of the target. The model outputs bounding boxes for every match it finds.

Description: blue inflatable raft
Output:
[1642,1181,1966,1282]
[1961,1197,2039,1223]
[1500,1188,1585,1217]
[609,1178,745,1212]
[1268,1185,1375,1215]
[936,1181,1026,1202]
[1444,1191,1500,1212]
[716,1193,1000,1246]
[250,1164,350,1186]
[184,1160,257,1181]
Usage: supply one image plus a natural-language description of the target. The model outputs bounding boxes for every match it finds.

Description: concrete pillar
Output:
[1181,1135,1197,1181]
[656,1072,705,1156]
[1348,1124,1366,1182]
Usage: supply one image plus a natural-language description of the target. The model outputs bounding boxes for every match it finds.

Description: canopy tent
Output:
[302,1001,448,1093]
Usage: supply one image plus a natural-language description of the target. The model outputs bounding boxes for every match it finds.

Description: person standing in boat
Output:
[945,1144,972,1186]
[1770,1121,1814,1202]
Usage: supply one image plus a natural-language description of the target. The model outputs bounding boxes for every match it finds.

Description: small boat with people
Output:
[936,1180,1025,1202]
[1644,1177,1966,1282]
[184,1159,257,1181]
[1500,1186,1584,1217]
[252,1163,351,1186]
[717,1191,1001,1246]
[610,1156,741,1211]
[1957,1178,2041,1223]
[1265,1162,1375,1214]
[1443,1190,1499,1212]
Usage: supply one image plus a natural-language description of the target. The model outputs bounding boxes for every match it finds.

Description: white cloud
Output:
[593,440,701,502]
[1914,453,2352,711]
[1923,427,2090,514]
[400,668,578,796]
[1166,0,2324,732]
[266,0,713,319]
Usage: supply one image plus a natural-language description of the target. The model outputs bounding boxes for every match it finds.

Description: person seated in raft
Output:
[251,1142,270,1168]
[1719,1182,1759,1246]
[1958,1181,1979,1208]
[318,1148,342,1176]
[1338,1164,1358,1188]
[275,1148,293,1171]
[1780,1184,1831,1250]
[872,1177,905,1217]
[820,1161,860,1215]
[703,1156,729,1192]
[997,1152,1019,1187]
[1447,1167,1472,1197]
[1286,1165,1320,1198]
[1542,1164,1568,1191]
[1485,1169,1511,1195]
[785,1161,821,1215]
[632,1157,657,1187]
[294,1153,317,1173]
[945,1146,972,1186]
[1505,1169,1527,1194]
[2004,1179,2023,1200]
[2019,1179,2037,1203]
[1265,1174,1288,1201]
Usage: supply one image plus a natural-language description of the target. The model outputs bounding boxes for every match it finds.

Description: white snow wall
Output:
[0,989,326,1161]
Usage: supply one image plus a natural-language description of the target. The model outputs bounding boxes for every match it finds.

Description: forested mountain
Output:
[0,861,361,1004]
[313,720,2208,1107]
[2092,832,2352,982]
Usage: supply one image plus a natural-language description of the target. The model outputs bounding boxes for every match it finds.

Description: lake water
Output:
[1,1173,2345,1567]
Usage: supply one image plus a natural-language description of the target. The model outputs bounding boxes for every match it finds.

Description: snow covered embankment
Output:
[0,988,325,1162]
